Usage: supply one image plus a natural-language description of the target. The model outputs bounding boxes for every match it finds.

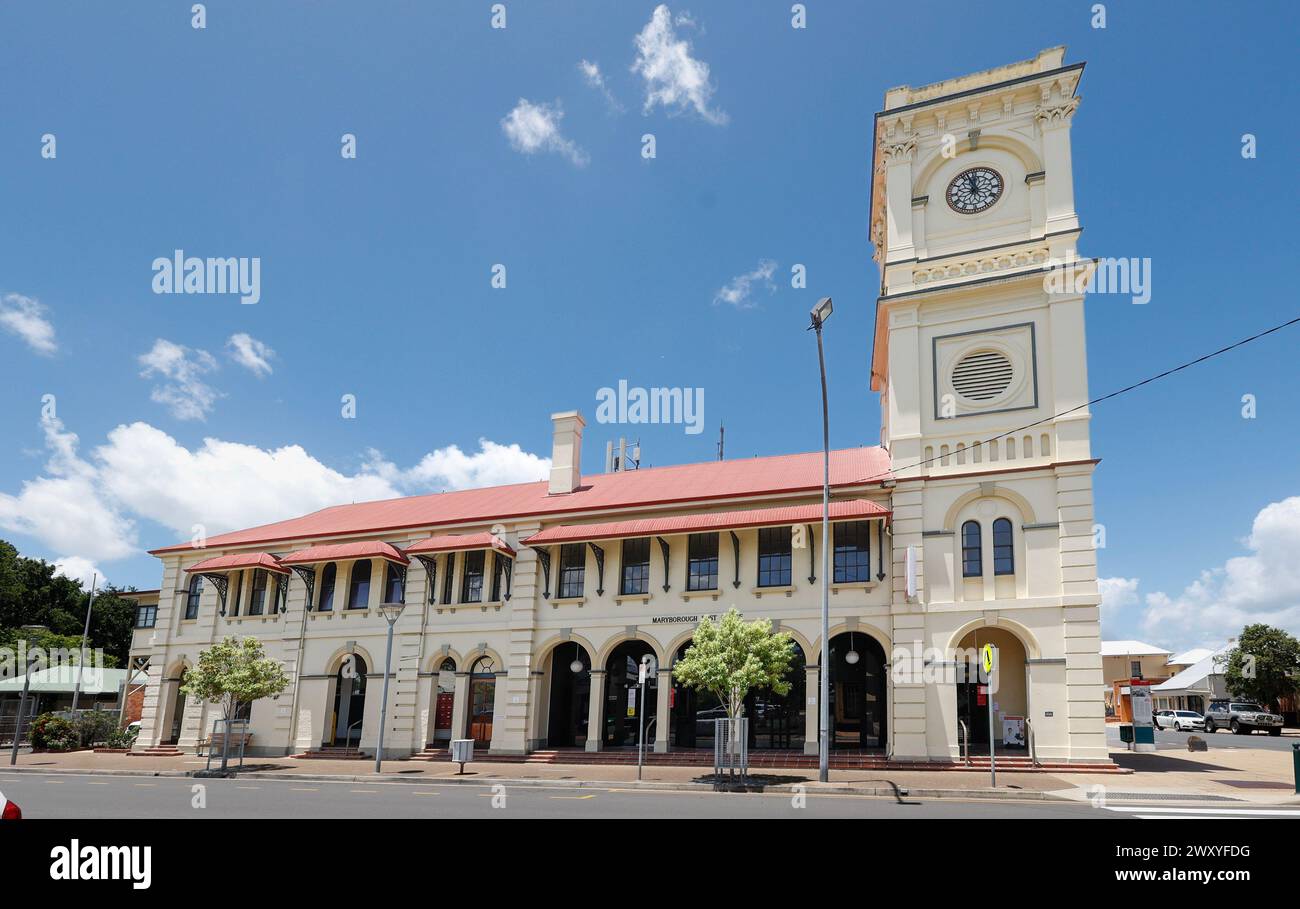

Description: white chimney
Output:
[548,411,585,495]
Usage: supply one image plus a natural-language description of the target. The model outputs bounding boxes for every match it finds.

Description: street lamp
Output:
[809,296,833,783]
[374,600,406,775]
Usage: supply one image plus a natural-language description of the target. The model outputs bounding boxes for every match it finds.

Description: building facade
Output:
[130,47,1108,763]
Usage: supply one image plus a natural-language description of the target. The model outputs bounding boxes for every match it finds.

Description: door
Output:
[468,677,495,745]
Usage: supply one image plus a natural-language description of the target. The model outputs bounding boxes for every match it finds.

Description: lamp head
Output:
[810,296,833,326]
[378,601,406,623]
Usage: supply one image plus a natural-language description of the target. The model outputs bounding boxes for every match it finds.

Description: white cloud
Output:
[0,412,550,566]
[1116,496,1300,651]
[365,439,551,492]
[631,5,727,125]
[1098,576,1140,624]
[713,259,777,309]
[579,59,623,112]
[53,556,106,590]
[501,99,590,167]
[226,332,275,377]
[0,292,58,356]
[138,339,221,421]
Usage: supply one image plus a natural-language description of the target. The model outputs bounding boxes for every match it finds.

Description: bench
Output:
[197,732,254,755]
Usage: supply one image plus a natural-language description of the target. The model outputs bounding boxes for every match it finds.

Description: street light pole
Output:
[810,297,833,784]
[70,572,98,715]
[8,653,36,766]
[375,601,405,775]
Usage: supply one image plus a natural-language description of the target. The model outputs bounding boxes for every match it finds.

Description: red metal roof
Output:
[523,499,890,545]
[150,446,891,556]
[279,540,409,566]
[184,552,289,575]
[406,533,516,558]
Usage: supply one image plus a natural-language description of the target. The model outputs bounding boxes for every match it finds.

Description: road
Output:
[0,771,1121,819]
[1107,725,1300,752]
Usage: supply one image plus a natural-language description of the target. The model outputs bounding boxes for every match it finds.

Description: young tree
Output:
[1224,624,1300,713]
[672,608,796,752]
[182,636,289,771]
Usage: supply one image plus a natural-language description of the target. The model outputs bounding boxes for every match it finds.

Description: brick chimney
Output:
[548,411,585,495]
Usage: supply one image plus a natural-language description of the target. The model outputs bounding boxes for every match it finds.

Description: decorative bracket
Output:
[877,520,887,582]
[807,524,816,584]
[413,555,437,605]
[535,547,552,599]
[729,532,740,589]
[275,572,290,614]
[656,537,671,592]
[588,542,605,596]
[199,573,229,616]
[289,565,316,612]
[502,557,513,601]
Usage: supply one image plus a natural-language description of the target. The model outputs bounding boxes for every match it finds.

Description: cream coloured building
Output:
[129,46,1108,764]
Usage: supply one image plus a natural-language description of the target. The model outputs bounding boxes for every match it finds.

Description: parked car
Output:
[0,789,21,820]
[1154,710,1204,731]
[1204,700,1284,735]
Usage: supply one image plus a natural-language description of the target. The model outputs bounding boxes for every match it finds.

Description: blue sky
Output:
[0,1,1296,650]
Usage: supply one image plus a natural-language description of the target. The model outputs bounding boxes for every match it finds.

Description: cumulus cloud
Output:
[501,99,589,167]
[226,332,275,377]
[138,339,221,421]
[365,439,551,493]
[579,59,623,112]
[1136,496,1300,650]
[0,292,58,355]
[1099,576,1140,623]
[631,5,727,125]
[53,556,106,590]
[713,259,777,309]
[0,412,550,566]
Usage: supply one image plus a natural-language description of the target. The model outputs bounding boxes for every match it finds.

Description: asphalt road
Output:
[0,771,1117,819]
[1107,725,1300,752]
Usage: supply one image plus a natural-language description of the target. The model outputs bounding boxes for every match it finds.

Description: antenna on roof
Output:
[605,437,642,473]
[717,424,725,461]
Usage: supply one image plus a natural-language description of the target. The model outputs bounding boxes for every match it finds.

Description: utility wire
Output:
[861,313,1300,483]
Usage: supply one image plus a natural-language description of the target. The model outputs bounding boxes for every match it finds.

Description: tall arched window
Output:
[249,569,268,615]
[317,562,336,611]
[993,518,1014,575]
[384,561,405,604]
[961,521,983,577]
[347,559,372,609]
[185,575,203,619]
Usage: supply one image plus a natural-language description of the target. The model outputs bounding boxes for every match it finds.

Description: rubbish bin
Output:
[1119,724,1133,744]
[449,738,474,774]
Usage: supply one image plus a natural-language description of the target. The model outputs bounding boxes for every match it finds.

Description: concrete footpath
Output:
[6,746,1298,806]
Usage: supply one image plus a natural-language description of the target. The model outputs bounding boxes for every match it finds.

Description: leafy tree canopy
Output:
[1224,623,1300,711]
[672,608,795,720]
[182,635,290,722]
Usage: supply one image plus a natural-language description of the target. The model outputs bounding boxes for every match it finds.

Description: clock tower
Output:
[869,48,1107,762]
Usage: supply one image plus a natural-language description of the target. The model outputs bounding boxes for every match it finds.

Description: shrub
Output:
[104,724,139,750]
[76,708,121,747]
[29,713,78,752]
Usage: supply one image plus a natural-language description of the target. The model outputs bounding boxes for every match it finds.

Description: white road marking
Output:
[1107,806,1300,818]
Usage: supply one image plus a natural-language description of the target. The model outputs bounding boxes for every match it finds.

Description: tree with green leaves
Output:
[1224,623,1300,713]
[672,608,795,739]
[181,636,289,771]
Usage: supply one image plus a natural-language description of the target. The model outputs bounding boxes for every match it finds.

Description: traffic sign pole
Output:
[982,644,997,788]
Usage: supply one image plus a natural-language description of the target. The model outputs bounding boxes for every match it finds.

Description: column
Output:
[585,669,605,752]
[654,668,671,753]
[803,664,820,755]
[450,672,470,742]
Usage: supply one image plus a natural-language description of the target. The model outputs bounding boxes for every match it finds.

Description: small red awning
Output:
[184,552,289,575]
[406,533,516,558]
[523,499,889,546]
[279,540,409,566]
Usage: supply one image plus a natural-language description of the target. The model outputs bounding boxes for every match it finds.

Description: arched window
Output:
[384,561,405,604]
[185,575,203,619]
[317,562,336,611]
[249,569,268,615]
[347,559,372,609]
[961,521,983,577]
[993,518,1014,575]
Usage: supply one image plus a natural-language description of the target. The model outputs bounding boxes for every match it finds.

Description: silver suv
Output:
[1204,700,1283,736]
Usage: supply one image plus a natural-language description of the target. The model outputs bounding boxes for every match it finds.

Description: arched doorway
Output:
[163,669,188,745]
[430,657,456,746]
[329,654,368,746]
[547,642,592,747]
[828,632,887,749]
[671,642,723,750]
[467,656,497,746]
[955,627,1028,753]
[746,642,806,750]
[603,640,657,748]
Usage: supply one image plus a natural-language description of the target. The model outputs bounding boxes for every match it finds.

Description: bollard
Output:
[1293,743,1299,795]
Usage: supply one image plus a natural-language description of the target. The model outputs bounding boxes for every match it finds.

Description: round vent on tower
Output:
[951,350,1014,402]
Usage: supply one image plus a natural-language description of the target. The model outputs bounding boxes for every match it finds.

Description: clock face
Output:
[946,167,1003,214]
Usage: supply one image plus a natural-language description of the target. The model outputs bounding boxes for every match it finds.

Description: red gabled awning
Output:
[523,499,890,546]
[406,533,516,558]
[184,552,290,575]
[279,540,409,567]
